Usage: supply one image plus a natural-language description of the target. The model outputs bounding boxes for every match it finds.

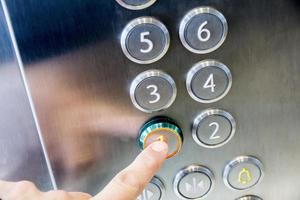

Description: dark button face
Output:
[137,177,164,200]
[116,0,156,10]
[193,109,236,148]
[174,165,214,199]
[178,173,211,199]
[130,70,176,113]
[187,60,232,103]
[180,7,228,54]
[121,17,170,64]
[236,196,263,200]
[223,156,264,190]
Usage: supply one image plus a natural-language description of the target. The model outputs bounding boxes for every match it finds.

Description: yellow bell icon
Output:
[238,168,253,185]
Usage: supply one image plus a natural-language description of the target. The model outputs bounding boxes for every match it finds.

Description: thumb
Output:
[91,141,168,200]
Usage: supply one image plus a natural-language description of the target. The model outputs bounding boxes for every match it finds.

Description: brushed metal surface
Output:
[4,0,300,199]
[0,1,54,191]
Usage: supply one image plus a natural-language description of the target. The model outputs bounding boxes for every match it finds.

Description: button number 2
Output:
[140,32,154,53]
[209,122,221,140]
[147,85,160,104]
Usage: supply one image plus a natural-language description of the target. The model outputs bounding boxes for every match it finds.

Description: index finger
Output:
[92,141,168,200]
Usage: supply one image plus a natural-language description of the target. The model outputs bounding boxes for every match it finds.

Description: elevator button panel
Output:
[173,165,214,199]
[130,70,176,113]
[236,196,263,200]
[192,109,236,148]
[116,0,157,10]
[137,176,164,200]
[223,156,264,190]
[121,17,170,64]
[138,117,183,159]
[179,7,228,54]
[186,60,232,103]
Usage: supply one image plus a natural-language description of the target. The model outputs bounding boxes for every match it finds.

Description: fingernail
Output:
[151,141,168,153]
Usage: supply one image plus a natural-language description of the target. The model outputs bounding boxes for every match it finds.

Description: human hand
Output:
[0,141,168,200]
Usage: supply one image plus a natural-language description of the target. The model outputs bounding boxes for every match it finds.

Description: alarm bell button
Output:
[138,117,183,158]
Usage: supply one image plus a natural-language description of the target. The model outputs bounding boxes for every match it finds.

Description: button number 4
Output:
[203,73,216,92]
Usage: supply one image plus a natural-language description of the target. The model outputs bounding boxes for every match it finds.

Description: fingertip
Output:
[148,141,168,158]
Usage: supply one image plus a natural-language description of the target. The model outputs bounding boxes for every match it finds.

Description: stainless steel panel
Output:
[4,0,300,199]
[0,1,54,191]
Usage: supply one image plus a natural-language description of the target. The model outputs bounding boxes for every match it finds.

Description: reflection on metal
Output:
[0,0,54,190]
[1,0,300,199]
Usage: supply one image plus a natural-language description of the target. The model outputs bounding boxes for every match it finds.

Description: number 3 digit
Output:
[147,85,160,104]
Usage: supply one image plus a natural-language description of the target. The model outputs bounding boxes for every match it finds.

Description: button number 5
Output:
[140,31,154,53]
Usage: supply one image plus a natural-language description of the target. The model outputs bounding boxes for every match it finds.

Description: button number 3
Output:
[147,85,160,104]
[140,32,154,53]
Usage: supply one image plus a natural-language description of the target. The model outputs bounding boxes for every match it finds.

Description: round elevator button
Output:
[179,7,228,54]
[116,0,157,10]
[186,60,232,103]
[174,165,214,199]
[137,177,165,200]
[138,117,183,159]
[121,17,170,64]
[223,156,264,190]
[236,196,262,200]
[192,109,236,148]
[130,70,177,113]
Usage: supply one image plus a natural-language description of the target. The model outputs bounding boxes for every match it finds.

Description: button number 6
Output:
[198,21,211,42]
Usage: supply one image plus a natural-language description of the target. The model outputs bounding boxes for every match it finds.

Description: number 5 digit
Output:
[140,32,154,53]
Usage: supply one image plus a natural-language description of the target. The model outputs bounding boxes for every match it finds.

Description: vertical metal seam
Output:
[1,0,58,190]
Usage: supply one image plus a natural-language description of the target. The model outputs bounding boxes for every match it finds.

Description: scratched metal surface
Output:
[3,0,300,199]
[0,1,53,191]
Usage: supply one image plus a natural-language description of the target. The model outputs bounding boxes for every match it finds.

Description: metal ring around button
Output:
[151,176,166,200]
[192,109,236,148]
[236,196,263,200]
[186,60,232,103]
[223,156,264,191]
[173,165,214,200]
[116,0,157,10]
[179,7,228,54]
[130,70,177,113]
[121,17,170,64]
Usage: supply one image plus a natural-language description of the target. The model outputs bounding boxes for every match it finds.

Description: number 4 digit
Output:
[203,73,216,92]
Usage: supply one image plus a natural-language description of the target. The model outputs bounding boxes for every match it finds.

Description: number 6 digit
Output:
[198,21,211,42]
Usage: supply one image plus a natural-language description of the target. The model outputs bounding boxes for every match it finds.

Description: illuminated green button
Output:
[138,117,183,158]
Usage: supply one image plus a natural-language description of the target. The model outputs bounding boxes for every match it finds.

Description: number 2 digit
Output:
[209,122,220,140]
